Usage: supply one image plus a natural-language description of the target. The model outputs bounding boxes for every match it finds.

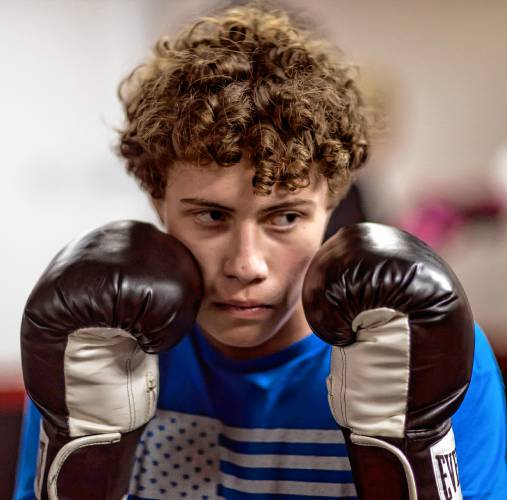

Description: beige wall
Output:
[285,0,507,333]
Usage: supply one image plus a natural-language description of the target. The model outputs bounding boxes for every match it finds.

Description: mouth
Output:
[212,301,274,318]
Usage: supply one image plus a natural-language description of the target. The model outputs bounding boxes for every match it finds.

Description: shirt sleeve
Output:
[452,323,507,499]
[12,398,41,500]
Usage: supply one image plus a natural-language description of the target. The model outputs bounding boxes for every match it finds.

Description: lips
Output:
[212,300,274,319]
[214,300,273,309]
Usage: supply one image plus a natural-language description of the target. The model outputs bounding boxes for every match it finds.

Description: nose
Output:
[223,222,268,285]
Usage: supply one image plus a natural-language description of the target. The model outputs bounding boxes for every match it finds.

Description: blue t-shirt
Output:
[14,324,507,499]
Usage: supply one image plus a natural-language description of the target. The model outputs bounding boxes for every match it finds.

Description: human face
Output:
[154,157,333,359]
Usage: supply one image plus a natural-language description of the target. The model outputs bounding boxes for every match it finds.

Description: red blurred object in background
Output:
[0,375,25,499]
[397,194,504,250]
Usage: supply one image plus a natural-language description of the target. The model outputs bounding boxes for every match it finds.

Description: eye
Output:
[269,212,301,228]
[194,209,226,225]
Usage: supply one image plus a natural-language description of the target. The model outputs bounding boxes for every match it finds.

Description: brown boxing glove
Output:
[21,220,203,500]
[303,222,475,500]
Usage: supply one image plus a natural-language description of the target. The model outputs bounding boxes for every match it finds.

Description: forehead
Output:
[165,160,329,210]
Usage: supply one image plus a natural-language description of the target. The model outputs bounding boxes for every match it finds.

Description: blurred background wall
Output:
[2,0,506,496]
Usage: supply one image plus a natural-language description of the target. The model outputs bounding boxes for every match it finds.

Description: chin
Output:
[204,323,275,349]
[196,302,297,356]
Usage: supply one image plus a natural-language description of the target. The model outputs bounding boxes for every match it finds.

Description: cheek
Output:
[162,218,213,278]
[284,214,330,287]
[167,225,222,290]
[190,246,220,289]
[278,243,320,297]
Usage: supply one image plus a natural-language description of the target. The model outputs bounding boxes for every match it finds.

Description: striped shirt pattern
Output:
[129,410,356,499]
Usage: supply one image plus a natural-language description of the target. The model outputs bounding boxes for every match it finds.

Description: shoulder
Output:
[13,399,42,499]
[472,324,504,375]
[452,323,507,498]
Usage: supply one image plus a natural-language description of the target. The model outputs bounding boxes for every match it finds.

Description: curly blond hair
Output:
[117,4,369,200]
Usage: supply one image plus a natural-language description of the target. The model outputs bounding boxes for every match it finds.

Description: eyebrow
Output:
[179,197,316,214]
